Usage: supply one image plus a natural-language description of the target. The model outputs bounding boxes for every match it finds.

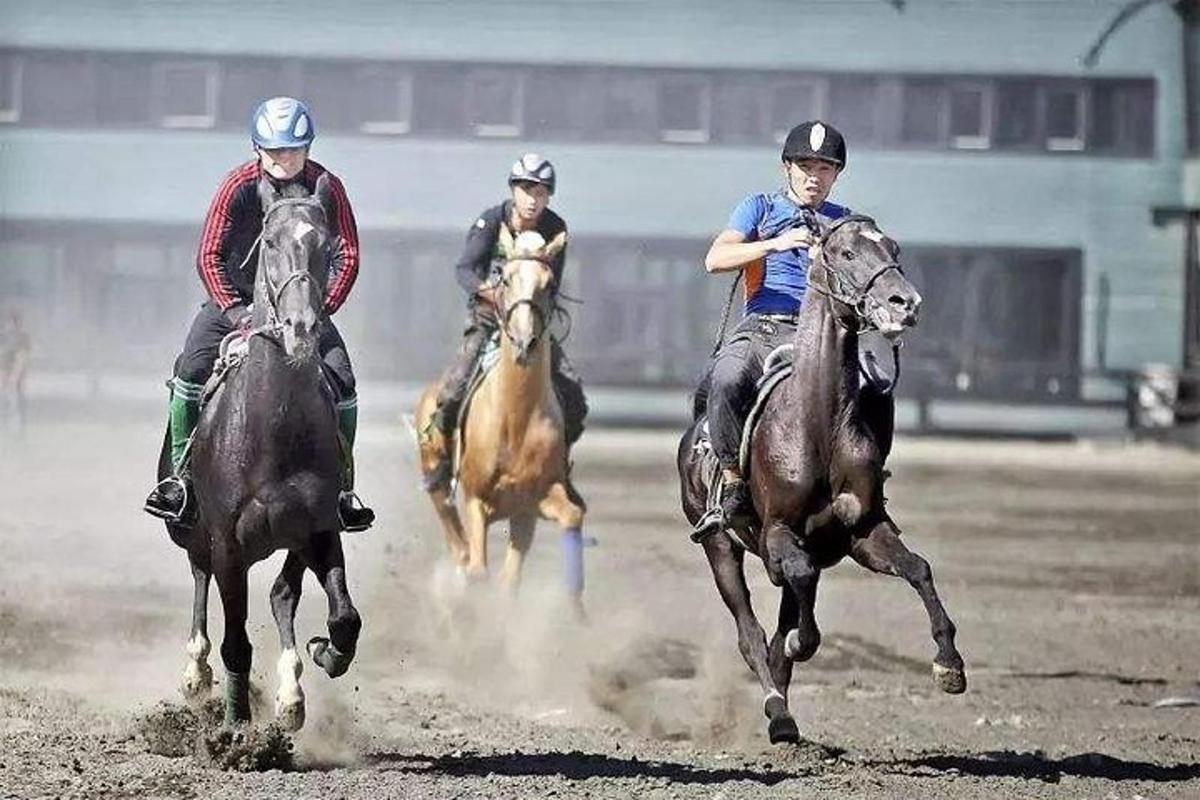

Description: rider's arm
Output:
[196,166,256,312]
[703,193,813,274]
[322,173,361,316]
[454,208,502,296]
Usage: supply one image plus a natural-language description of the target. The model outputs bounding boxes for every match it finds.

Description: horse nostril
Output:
[889,295,909,309]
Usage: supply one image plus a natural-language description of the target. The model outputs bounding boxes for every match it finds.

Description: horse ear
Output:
[258,177,280,212]
[543,231,568,259]
[313,173,334,218]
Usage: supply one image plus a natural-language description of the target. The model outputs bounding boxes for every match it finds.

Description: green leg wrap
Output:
[337,398,358,491]
[169,379,203,474]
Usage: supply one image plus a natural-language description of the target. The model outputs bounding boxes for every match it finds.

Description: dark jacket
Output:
[196,159,360,314]
[454,201,568,298]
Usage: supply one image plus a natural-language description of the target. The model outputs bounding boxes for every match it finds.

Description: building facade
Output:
[0,0,1190,405]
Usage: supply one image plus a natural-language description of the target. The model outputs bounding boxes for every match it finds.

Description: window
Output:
[466,69,523,137]
[22,52,91,125]
[658,75,710,143]
[0,53,22,123]
[413,66,465,134]
[711,78,768,145]
[828,76,880,145]
[302,62,357,133]
[948,82,991,149]
[899,79,944,145]
[993,79,1039,149]
[95,56,151,125]
[769,79,824,142]
[357,64,413,134]
[525,68,598,139]
[603,72,657,140]
[1089,79,1154,156]
[1045,84,1085,151]
[220,59,286,129]
[154,60,217,128]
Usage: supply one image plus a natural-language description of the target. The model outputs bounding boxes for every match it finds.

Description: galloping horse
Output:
[415,231,586,610]
[159,175,361,729]
[678,215,966,744]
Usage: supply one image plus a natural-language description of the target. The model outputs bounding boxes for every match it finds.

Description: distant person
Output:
[143,96,374,531]
[693,120,852,538]
[422,153,588,491]
[0,309,31,428]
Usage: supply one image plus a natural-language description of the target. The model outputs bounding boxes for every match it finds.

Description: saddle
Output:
[689,345,898,543]
[173,332,343,473]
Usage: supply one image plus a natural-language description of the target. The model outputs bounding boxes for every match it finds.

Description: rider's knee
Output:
[174,354,214,387]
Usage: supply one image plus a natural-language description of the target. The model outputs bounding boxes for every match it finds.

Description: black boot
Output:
[423,452,453,493]
[691,477,755,542]
[338,491,375,533]
[144,475,192,523]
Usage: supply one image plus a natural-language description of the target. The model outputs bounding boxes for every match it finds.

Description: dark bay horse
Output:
[678,215,966,744]
[159,175,361,729]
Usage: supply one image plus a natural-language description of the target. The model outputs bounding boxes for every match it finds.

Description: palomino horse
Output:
[678,215,966,744]
[158,175,361,728]
[416,231,586,610]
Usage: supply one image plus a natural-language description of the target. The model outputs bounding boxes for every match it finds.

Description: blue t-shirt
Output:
[727,192,850,315]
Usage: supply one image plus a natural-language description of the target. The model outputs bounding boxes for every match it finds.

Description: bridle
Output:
[498,254,553,347]
[253,198,329,337]
[805,214,905,331]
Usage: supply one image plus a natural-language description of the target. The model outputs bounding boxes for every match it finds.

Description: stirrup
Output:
[690,507,727,543]
[144,475,190,523]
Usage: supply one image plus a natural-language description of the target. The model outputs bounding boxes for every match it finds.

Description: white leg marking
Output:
[784,628,801,660]
[275,647,306,731]
[181,633,213,704]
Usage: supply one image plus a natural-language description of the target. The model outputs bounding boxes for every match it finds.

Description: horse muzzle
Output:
[281,318,319,362]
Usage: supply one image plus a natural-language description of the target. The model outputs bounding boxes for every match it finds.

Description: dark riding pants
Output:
[706,313,797,470]
[174,302,356,399]
[435,307,588,446]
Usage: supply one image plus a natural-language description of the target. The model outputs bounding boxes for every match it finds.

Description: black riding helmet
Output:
[782,120,847,168]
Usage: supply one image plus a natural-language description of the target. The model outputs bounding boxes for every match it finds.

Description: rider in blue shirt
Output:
[695,120,850,538]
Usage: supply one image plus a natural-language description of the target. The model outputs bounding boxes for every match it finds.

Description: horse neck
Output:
[787,283,860,434]
[495,331,552,424]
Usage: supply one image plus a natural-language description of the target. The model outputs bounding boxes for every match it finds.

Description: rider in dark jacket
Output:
[143,96,374,532]
[424,153,588,491]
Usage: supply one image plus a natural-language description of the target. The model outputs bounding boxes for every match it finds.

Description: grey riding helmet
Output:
[781,120,846,168]
[508,153,556,195]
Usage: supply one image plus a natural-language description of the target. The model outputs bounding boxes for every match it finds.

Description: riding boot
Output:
[336,398,375,532]
[691,470,756,542]
[144,379,202,522]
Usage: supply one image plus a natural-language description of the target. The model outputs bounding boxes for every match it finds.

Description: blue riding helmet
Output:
[250,97,315,149]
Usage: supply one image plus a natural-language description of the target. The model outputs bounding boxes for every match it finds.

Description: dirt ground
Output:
[0,415,1197,799]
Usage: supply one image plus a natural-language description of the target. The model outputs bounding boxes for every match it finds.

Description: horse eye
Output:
[842,249,857,260]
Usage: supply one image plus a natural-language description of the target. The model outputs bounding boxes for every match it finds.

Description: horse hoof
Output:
[932,662,967,694]
[307,636,352,679]
[768,714,800,744]
[275,697,306,732]
[181,662,213,705]
[762,692,799,743]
